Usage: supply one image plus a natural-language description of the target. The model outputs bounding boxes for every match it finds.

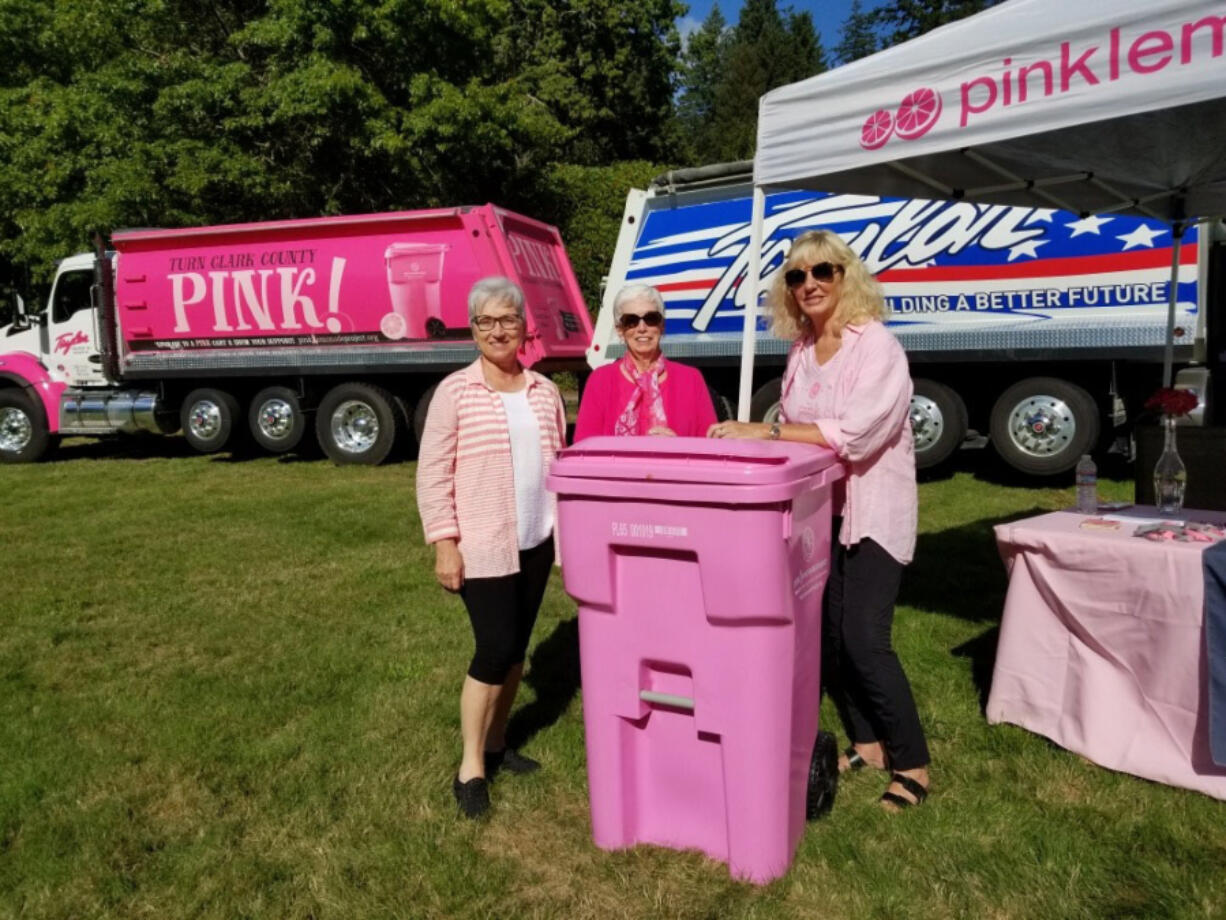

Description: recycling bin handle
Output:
[639,690,695,710]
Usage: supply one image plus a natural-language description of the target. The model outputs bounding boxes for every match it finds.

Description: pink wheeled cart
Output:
[547,437,843,883]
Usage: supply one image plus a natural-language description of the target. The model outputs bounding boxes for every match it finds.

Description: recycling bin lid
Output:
[549,436,839,487]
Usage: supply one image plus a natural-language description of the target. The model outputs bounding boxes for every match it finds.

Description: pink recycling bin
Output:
[547,436,844,884]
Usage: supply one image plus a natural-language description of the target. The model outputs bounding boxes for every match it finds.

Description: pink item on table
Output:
[548,437,844,883]
[990,508,1226,800]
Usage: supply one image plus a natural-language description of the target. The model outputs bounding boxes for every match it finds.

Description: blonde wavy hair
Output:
[767,230,886,341]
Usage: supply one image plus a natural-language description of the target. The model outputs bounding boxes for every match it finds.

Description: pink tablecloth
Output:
[989,507,1226,799]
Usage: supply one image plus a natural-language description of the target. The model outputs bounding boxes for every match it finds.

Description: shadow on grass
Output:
[508,616,580,750]
[952,625,1001,715]
[900,507,1048,623]
[48,434,414,465]
[918,442,1135,490]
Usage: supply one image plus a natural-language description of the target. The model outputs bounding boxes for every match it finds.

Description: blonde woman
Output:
[709,230,928,810]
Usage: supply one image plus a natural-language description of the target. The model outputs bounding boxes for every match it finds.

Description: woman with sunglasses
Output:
[708,230,928,811]
[417,276,567,819]
[574,284,717,441]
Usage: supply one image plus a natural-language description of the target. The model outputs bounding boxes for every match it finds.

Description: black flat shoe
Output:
[484,748,541,777]
[880,772,929,811]
[453,775,490,819]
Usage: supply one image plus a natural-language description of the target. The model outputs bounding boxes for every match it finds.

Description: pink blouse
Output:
[574,359,717,441]
[780,321,917,564]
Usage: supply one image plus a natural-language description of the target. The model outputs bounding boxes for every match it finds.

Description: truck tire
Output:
[248,386,306,454]
[910,379,968,469]
[0,389,53,463]
[413,383,438,445]
[708,387,734,423]
[749,378,783,423]
[990,377,1099,475]
[181,388,244,454]
[316,382,401,465]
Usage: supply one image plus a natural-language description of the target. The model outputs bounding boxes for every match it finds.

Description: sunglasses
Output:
[784,262,842,287]
[617,310,664,330]
[471,314,523,331]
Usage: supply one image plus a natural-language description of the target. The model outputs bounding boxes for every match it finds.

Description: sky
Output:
[677,0,886,49]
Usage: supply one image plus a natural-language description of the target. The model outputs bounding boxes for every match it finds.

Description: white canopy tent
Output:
[737,0,1226,419]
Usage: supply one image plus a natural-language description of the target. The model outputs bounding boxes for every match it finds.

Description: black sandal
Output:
[842,747,867,772]
[880,772,928,810]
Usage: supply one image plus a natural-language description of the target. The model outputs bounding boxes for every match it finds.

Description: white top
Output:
[499,389,553,550]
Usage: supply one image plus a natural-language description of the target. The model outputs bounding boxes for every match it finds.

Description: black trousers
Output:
[460,537,554,685]
[822,532,930,771]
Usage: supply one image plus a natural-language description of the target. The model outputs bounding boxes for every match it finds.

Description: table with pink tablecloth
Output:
[989,507,1226,799]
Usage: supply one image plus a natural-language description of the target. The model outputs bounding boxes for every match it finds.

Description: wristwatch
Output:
[768,422,781,440]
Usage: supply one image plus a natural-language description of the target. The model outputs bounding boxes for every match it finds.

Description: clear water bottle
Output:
[1075,454,1097,514]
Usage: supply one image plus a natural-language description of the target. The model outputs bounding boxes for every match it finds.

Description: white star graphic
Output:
[1066,214,1112,237]
[1007,239,1048,261]
[1117,224,1166,250]
[1027,208,1057,223]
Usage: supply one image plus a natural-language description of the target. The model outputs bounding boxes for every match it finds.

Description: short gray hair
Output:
[468,276,526,321]
[613,283,666,320]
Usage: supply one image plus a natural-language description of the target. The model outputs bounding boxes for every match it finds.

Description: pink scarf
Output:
[614,353,669,436]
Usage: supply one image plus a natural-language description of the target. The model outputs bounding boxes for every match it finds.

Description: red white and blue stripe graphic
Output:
[625,190,1198,336]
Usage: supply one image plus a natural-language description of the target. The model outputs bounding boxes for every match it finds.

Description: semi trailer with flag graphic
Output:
[590,162,1220,475]
[0,206,591,464]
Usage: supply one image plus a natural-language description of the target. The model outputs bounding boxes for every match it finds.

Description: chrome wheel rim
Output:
[0,406,33,453]
[330,400,378,454]
[761,400,783,425]
[256,398,295,441]
[909,395,944,453]
[187,400,223,441]
[1005,394,1076,458]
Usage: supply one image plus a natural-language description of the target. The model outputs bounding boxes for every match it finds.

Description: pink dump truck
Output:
[0,205,592,463]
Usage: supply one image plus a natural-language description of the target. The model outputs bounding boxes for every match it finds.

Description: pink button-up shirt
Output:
[780,321,917,564]
[416,359,567,578]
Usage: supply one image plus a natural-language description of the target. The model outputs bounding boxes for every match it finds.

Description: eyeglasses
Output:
[617,311,664,330]
[471,314,524,332]
[784,262,842,287]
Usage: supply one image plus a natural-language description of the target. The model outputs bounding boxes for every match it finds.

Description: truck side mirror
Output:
[10,294,29,331]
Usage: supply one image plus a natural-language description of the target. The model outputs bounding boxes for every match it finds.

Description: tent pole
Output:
[1162,220,1185,388]
[737,186,766,421]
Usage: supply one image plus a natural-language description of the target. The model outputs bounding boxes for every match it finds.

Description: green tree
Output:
[0,0,683,287]
[676,3,730,157]
[835,0,880,64]
[870,0,1003,46]
[701,0,827,162]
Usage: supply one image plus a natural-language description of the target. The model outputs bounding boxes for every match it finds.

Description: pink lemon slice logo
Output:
[380,311,407,340]
[859,108,893,150]
[894,87,942,140]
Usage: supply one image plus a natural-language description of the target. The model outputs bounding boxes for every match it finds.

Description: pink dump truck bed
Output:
[110,205,592,377]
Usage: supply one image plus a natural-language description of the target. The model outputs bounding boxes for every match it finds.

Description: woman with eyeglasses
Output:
[708,230,928,811]
[417,276,567,819]
[573,284,717,441]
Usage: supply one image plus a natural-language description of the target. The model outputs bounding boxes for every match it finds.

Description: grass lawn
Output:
[2,439,1224,919]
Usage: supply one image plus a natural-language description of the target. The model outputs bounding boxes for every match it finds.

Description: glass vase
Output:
[1152,414,1187,515]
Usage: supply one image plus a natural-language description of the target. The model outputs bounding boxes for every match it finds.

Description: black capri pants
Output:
[822,530,930,771]
[460,537,554,685]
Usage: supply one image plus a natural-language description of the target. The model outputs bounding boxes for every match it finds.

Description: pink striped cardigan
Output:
[416,359,567,578]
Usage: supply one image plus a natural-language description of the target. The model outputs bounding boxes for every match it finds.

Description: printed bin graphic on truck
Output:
[594,167,1208,475]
